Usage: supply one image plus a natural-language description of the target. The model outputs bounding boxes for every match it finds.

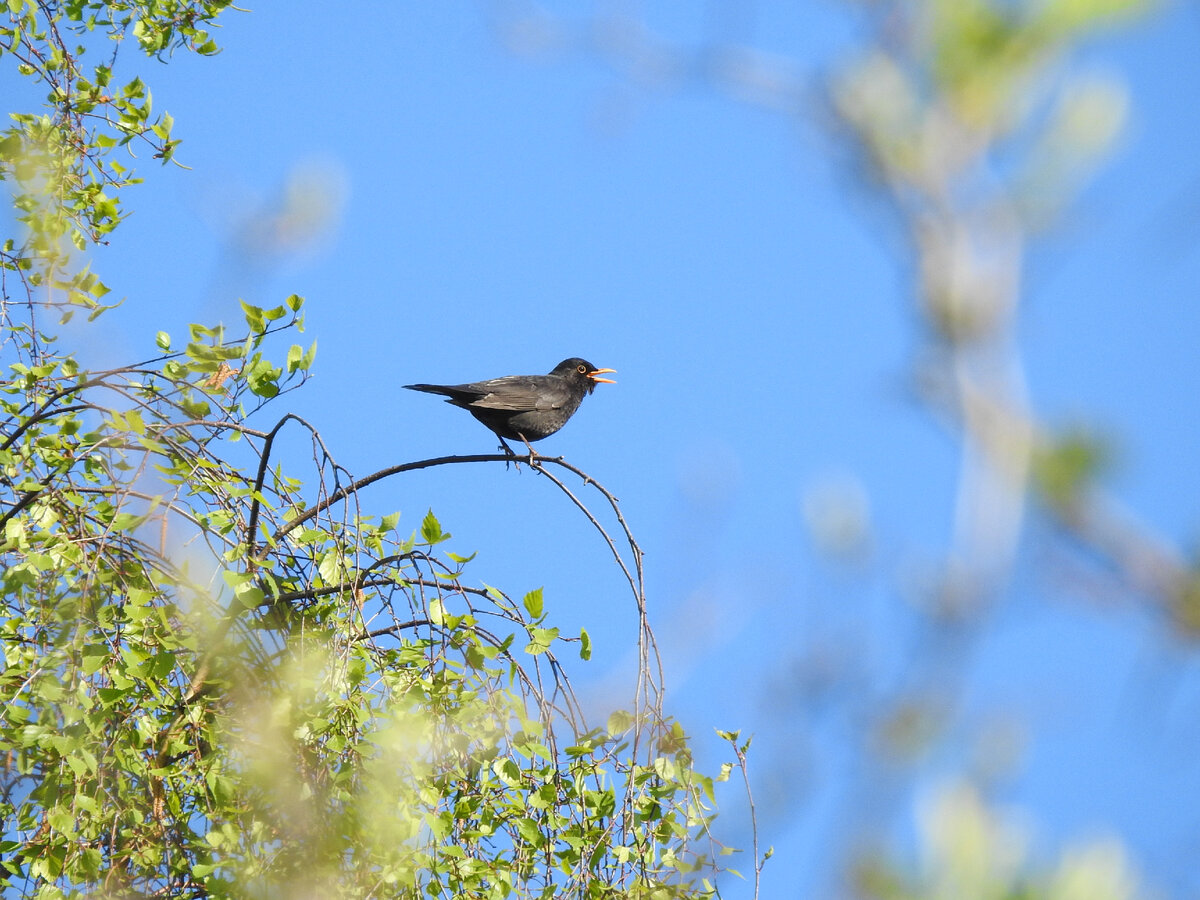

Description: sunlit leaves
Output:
[243,354,282,398]
[4,0,238,327]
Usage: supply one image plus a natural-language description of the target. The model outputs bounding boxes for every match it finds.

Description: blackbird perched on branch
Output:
[404,358,616,452]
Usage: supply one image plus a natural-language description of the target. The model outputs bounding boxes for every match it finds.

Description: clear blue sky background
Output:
[69,2,1200,896]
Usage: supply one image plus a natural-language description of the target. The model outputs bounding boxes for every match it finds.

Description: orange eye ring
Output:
[577,364,587,374]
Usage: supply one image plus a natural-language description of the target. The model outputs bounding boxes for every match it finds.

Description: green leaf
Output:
[515,817,544,848]
[522,587,544,620]
[579,627,592,661]
[420,509,444,544]
[607,710,634,735]
[81,644,109,675]
[111,511,146,532]
[492,757,522,788]
[301,340,317,369]
[525,626,558,655]
[155,330,171,350]
[233,583,264,610]
[317,550,341,584]
[241,300,264,333]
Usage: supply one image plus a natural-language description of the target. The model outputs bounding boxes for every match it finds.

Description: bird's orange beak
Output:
[588,367,617,384]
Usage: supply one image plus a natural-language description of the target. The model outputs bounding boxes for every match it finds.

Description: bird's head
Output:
[554,358,617,394]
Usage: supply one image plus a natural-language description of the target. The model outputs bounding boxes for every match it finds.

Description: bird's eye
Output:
[577,364,587,374]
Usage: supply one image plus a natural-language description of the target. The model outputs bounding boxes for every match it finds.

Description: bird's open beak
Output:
[587,367,617,385]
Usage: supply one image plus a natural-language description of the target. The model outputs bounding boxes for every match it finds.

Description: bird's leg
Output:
[496,435,518,468]
[518,434,539,464]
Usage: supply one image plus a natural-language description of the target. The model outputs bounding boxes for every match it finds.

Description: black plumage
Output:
[404,357,616,445]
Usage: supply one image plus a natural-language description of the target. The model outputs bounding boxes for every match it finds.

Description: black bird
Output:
[404,358,616,451]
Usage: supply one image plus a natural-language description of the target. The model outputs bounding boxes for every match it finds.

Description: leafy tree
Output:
[0,3,751,897]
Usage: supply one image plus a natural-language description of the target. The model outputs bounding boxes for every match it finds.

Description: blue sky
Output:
[70,2,1200,896]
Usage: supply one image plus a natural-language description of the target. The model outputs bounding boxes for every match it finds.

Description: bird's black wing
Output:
[404,376,570,412]
[460,375,571,412]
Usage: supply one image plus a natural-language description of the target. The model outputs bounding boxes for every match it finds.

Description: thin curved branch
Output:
[269,449,661,756]
[245,413,304,566]
[273,453,512,542]
[527,456,664,733]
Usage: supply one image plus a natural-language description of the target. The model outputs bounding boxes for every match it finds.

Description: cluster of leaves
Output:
[0,297,308,893]
[2,0,234,353]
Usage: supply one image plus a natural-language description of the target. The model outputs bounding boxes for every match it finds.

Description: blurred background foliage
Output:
[490,0,1193,895]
